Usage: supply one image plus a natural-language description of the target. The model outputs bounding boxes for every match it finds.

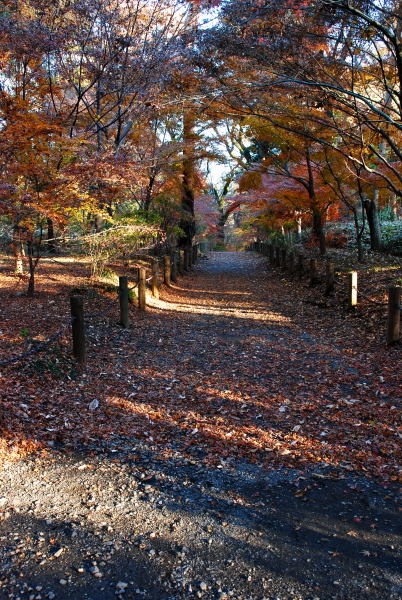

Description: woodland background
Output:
[0,0,401,295]
[0,8,401,597]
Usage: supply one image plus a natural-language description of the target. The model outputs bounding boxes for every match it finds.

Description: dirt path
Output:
[0,252,400,600]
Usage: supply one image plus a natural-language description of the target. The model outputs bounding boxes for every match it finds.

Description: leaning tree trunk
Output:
[363,198,382,251]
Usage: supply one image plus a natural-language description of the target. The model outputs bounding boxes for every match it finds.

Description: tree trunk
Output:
[217,213,226,245]
[179,112,196,248]
[363,198,382,251]
[296,216,302,242]
[352,208,364,262]
[12,226,24,275]
[312,208,326,256]
[47,218,56,254]
[27,242,35,297]
[94,214,103,233]
[390,194,399,218]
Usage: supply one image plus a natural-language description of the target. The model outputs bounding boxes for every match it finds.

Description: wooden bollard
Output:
[348,271,358,308]
[171,252,178,283]
[119,276,129,328]
[275,247,281,266]
[387,286,401,344]
[70,295,86,366]
[151,260,159,299]
[297,254,304,279]
[325,262,335,295]
[164,255,171,286]
[269,244,274,264]
[309,259,319,286]
[138,267,146,310]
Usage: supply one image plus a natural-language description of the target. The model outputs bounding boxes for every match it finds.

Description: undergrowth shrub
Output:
[326,230,348,248]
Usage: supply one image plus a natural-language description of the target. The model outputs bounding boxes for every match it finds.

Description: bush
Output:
[325,220,402,254]
[381,222,402,255]
[326,230,348,248]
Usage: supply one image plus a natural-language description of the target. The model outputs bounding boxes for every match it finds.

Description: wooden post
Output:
[70,296,86,366]
[325,262,335,295]
[138,267,146,311]
[387,286,401,344]
[309,259,319,286]
[119,276,129,328]
[151,260,159,299]
[192,245,197,264]
[275,246,281,266]
[348,271,358,308]
[164,255,171,286]
[269,244,274,264]
[171,252,178,283]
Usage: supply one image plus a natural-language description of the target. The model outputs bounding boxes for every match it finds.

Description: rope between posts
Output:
[357,291,388,307]
[0,319,73,367]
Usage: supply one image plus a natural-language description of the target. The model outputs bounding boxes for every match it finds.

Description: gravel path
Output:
[0,252,400,600]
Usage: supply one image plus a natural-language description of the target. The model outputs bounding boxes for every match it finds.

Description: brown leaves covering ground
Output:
[0,252,400,481]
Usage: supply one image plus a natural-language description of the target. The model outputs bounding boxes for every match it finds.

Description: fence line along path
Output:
[0,250,400,600]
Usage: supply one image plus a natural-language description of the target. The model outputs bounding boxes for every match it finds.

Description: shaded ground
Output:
[0,251,401,600]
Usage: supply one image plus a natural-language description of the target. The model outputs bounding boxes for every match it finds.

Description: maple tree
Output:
[0,7,401,595]
[195,0,401,250]
[0,0,401,279]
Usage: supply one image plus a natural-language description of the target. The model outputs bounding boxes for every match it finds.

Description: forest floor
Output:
[0,251,401,600]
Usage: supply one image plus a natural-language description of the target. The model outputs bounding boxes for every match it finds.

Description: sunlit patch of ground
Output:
[0,251,400,481]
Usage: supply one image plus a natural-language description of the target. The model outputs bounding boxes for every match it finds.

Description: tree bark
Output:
[312,207,326,256]
[27,242,35,297]
[363,198,382,251]
[352,207,364,262]
[47,218,56,254]
[179,112,196,248]
[296,216,302,242]
[12,225,24,275]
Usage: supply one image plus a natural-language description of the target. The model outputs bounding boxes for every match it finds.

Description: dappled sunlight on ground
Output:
[148,295,291,322]
[0,251,400,481]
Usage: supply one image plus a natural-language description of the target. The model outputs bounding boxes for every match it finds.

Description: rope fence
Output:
[0,244,200,369]
[249,241,401,346]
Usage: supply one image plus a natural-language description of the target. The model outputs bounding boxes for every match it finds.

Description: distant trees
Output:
[198,0,402,255]
[1,0,401,281]
[0,0,206,287]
